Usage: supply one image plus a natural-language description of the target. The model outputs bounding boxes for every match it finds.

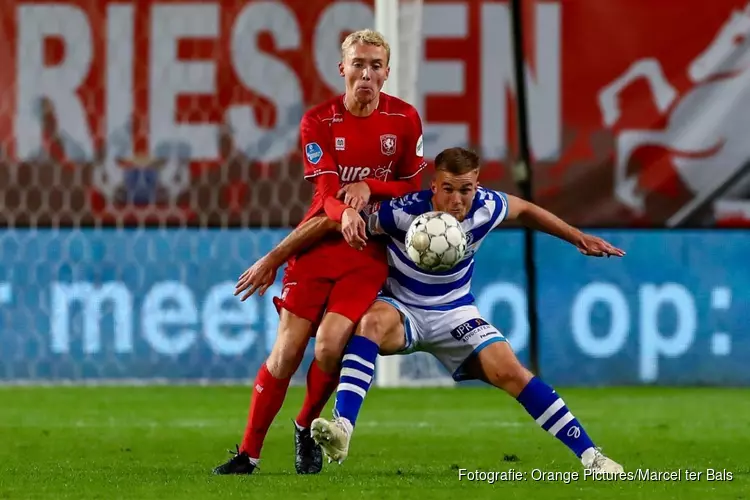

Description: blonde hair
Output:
[340,29,391,64]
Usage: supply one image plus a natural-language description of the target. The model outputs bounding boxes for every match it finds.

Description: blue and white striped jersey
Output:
[369,187,509,310]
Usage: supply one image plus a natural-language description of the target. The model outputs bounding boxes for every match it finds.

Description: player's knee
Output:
[478,343,533,396]
[489,361,533,396]
[355,312,388,345]
[266,320,311,378]
[313,336,347,371]
[266,346,304,379]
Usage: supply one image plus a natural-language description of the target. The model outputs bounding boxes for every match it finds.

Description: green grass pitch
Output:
[1,385,748,499]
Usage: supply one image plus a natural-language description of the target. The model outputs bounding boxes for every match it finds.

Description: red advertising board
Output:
[528,0,750,226]
[0,0,748,227]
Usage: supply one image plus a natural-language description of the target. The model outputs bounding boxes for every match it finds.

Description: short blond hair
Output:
[341,29,391,64]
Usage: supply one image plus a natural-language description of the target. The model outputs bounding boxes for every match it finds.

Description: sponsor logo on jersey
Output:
[305,142,323,165]
[416,134,423,157]
[450,318,490,342]
[374,162,393,181]
[335,137,345,151]
[380,134,397,156]
[479,330,495,340]
[339,165,371,182]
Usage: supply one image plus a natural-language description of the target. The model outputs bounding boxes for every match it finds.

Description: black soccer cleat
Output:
[212,444,258,475]
[294,421,323,474]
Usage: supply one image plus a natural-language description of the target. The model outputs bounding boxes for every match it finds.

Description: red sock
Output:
[240,363,292,459]
[295,360,340,428]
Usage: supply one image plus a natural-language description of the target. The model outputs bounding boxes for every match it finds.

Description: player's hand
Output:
[234,256,279,301]
[337,181,371,212]
[575,233,626,258]
[341,208,367,250]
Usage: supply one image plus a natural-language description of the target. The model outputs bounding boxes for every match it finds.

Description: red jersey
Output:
[294,93,426,262]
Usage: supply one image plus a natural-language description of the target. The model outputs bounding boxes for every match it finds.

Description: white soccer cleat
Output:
[310,417,353,464]
[581,448,624,474]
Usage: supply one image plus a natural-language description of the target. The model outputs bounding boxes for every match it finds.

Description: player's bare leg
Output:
[466,342,624,474]
[213,309,313,475]
[311,301,406,463]
[294,312,354,474]
[312,312,355,373]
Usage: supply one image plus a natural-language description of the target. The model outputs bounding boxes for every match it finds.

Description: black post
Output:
[510,0,539,375]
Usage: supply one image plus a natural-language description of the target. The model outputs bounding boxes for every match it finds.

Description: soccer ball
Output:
[405,212,467,272]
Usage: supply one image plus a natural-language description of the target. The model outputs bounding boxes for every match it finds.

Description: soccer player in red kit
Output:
[213,29,426,475]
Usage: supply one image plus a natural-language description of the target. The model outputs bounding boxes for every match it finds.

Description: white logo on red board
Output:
[597,6,750,218]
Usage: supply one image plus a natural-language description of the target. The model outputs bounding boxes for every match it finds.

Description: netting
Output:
[0,228,291,381]
[0,0,332,383]
[5,0,748,386]
[2,1,338,229]
[0,0,450,386]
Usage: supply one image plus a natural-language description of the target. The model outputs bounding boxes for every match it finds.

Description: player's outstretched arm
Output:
[272,216,342,263]
[505,195,626,258]
[234,216,340,301]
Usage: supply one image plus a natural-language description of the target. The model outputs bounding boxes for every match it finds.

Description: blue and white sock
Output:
[516,377,596,458]
[333,335,378,426]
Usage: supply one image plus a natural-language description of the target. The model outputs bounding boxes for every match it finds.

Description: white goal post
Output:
[374,0,456,388]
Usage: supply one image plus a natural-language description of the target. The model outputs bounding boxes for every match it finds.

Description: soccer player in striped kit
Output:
[241,147,626,474]
[314,148,625,473]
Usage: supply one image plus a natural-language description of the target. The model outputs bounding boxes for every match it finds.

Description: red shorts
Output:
[273,240,388,326]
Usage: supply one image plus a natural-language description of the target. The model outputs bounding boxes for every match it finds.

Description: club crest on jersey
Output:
[380,134,397,156]
[335,137,345,151]
[305,142,323,165]
[464,230,475,247]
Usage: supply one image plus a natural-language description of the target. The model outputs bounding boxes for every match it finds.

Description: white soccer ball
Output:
[405,211,467,272]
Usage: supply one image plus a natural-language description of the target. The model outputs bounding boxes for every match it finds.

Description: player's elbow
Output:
[506,195,531,220]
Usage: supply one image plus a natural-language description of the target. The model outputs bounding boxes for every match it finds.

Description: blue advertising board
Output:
[0,229,289,381]
[0,228,526,383]
[535,230,750,385]
[0,228,747,385]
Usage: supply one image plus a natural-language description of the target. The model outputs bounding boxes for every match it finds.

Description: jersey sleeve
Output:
[300,113,338,181]
[398,107,427,181]
[300,113,349,222]
[489,190,510,229]
[484,189,508,229]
